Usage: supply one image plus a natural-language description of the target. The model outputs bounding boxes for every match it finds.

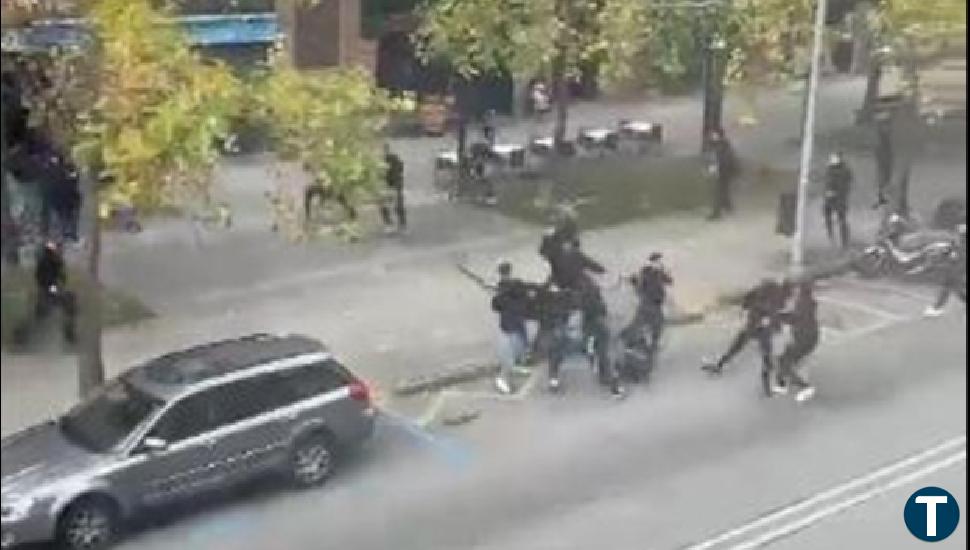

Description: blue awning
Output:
[2,13,280,53]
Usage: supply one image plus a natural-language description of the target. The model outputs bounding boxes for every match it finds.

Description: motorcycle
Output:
[853,213,958,279]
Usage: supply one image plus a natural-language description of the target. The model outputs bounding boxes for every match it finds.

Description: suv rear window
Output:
[277,360,349,402]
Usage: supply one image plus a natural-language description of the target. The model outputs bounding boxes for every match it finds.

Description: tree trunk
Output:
[858,57,882,124]
[551,56,569,149]
[849,2,872,75]
[77,168,104,398]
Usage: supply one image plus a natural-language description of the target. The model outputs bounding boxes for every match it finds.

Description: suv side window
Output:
[207,376,289,428]
[148,392,217,444]
[279,361,348,403]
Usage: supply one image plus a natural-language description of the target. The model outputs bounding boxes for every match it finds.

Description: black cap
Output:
[648,252,662,262]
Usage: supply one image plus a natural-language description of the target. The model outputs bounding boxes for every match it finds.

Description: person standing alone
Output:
[706,129,739,220]
[380,145,407,234]
[823,151,853,249]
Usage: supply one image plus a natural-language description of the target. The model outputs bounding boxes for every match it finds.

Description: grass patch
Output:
[494,155,794,229]
[1,266,154,350]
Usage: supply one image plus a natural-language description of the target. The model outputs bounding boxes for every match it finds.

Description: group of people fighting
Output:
[702,277,820,402]
[488,208,826,402]
[489,209,675,399]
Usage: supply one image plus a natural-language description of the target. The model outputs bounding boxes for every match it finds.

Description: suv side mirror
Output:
[140,437,168,454]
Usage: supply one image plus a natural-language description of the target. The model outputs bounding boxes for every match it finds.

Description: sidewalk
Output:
[2,72,964,435]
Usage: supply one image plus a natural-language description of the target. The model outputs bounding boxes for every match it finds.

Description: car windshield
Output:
[59,379,163,453]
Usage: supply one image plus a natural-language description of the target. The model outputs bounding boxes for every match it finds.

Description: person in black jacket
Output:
[380,146,407,234]
[491,262,532,394]
[873,118,893,208]
[580,284,625,398]
[823,151,853,249]
[547,238,606,292]
[539,209,580,266]
[629,252,673,348]
[34,240,76,343]
[925,223,966,317]
[702,277,791,396]
[776,280,819,401]
[706,129,739,220]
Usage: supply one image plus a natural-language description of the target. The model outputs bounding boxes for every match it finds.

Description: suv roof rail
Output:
[142,333,327,385]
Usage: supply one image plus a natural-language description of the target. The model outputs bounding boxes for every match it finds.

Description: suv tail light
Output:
[348,380,371,404]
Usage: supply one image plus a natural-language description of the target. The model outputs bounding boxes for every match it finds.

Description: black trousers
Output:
[548,318,619,393]
[876,159,892,203]
[379,189,407,228]
[35,287,77,342]
[823,199,850,248]
[711,176,734,218]
[934,269,967,309]
[777,333,818,390]
[716,322,774,376]
[631,303,664,347]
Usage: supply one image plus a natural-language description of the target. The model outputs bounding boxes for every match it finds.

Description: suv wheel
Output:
[57,497,117,550]
[290,433,336,488]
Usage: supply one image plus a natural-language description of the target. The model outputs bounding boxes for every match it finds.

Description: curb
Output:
[394,363,501,397]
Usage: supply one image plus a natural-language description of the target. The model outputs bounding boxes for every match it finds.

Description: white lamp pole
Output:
[791,0,828,274]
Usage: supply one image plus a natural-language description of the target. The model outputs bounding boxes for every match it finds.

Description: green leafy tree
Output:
[249,54,403,241]
[26,0,243,395]
[417,0,646,147]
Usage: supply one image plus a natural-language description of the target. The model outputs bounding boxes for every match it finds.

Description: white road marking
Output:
[816,295,907,323]
[683,435,967,550]
[836,278,937,304]
[731,449,968,549]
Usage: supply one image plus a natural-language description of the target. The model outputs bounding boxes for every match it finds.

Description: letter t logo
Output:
[915,495,949,537]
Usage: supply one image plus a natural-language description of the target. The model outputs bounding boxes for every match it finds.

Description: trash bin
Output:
[776,191,797,236]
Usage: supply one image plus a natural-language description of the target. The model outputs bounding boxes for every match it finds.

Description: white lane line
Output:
[417,390,454,428]
[816,295,906,323]
[731,449,968,550]
[683,435,967,550]
[837,278,937,304]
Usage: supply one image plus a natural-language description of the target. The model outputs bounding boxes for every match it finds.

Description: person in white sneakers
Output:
[925,223,966,317]
[491,262,530,394]
[776,280,820,402]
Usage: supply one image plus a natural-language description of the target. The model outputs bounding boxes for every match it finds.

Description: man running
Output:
[702,278,791,396]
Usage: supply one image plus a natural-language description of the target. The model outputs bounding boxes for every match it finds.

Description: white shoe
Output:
[548,378,561,392]
[924,306,944,317]
[795,386,816,402]
[771,383,789,396]
[494,376,511,395]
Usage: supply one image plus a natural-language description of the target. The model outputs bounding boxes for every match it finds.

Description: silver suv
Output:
[1,334,376,550]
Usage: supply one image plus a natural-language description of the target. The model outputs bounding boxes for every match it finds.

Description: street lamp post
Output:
[791,0,829,274]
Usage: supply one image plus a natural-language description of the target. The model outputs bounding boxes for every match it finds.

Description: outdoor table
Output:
[618,120,663,155]
[433,151,460,198]
[529,136,555,155]
[577,127,619,155]
[490,143,526,168]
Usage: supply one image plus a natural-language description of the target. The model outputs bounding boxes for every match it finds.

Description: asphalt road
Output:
[109,276,966,550]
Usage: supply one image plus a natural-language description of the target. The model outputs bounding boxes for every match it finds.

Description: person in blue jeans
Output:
[491,262,530,394]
